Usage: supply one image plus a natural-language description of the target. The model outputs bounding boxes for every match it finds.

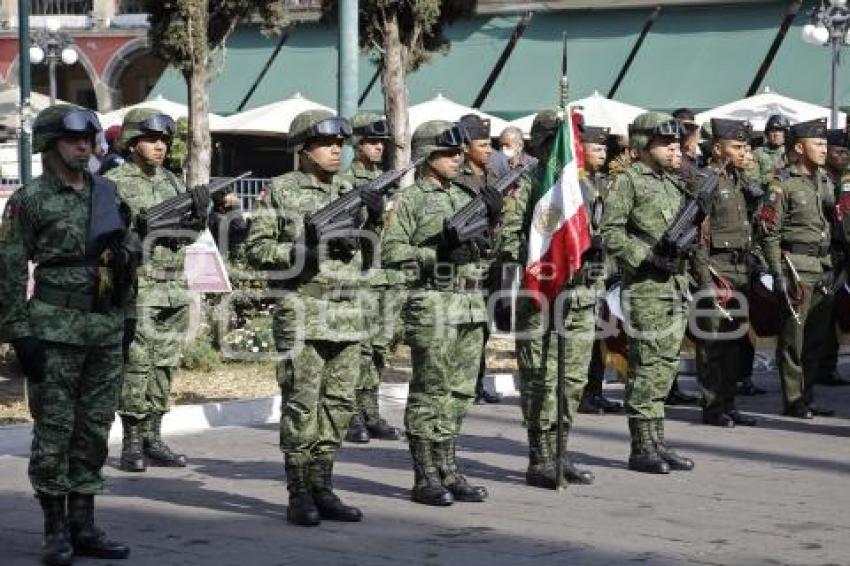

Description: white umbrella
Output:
[696,87,846,131]
[212,93,333,136]
[511,92,646,138]
[408,94,510,135]
[101,94,225,129]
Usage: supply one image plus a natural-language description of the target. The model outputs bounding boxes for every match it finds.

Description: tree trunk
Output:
[185,0,211,187]
[381,10,410,170]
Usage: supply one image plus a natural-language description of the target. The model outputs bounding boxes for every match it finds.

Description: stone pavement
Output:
[1,370,848,566]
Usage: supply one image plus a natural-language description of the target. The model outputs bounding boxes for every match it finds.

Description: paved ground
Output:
[1,370,849,566]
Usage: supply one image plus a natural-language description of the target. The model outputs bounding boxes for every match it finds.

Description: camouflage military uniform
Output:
[501,167,601,487]
[753,145,786,184]
[0,104,132,563]
[601,112,693,474]
[382,119,489,506]
[758,160,834,416]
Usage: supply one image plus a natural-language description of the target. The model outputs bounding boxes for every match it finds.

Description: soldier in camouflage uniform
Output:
[107,108,205,472]
[600,112,695,474]
[754,114,791,183]
[757,118,836,419]
[577,125,623,415]
[245,109,366,526]
[499,112,598,488]
[692,118,760,428]
[0,105,132,564]
[455,113,502,405]
[382,120,499,506]
[343,112,403,444]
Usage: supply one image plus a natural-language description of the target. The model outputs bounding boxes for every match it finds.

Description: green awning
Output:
[149,3,849,119]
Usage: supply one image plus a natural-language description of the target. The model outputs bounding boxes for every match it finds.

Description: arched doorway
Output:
[31,57,97,109]
[103,39,167,110]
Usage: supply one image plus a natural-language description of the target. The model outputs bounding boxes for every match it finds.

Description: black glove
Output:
[114,229,143,267]
[817,270,834,291]
[189,185,211,221]
[436,230,479,265]
[480,184,504,221]
[360,186,384,224]
[326,237,358,261]
[12,337,45,383]
[647,252,676,275]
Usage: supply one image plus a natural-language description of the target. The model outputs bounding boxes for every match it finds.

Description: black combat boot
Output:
[408,437,454,506]
[119,416,146,473]
[309,454,363,521]
[525,430,559,489]
[665,378,701,405]
[361,388,402,440]
[284,456,320,526]
[652,418,694,471]
[143,413,187,467]
[67,493,130,560]
[37,495,73,566]
[550,428,595,485]
[433,438,487,502]
[578,393,623,414]
[345,412,371,444]
[627,419,670,474]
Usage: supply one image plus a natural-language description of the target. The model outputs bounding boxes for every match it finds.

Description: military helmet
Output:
[32,103,101,153]
[765,114,791,132]
[288,109,351,151]
[349,111,390,146]
[411,120,465,162]
[628,111,681,150]
[119,107,176,147]
[529,110,559,152]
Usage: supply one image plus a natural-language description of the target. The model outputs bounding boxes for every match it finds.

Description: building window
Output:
[32,1,93,15]
[117,0,146,14]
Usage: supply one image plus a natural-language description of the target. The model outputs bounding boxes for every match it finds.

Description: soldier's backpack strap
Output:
[162,168,186,197]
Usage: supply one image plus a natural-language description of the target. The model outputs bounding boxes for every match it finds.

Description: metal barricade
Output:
[229,177,269,212]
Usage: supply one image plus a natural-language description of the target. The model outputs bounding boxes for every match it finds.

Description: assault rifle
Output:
[653,165,722,258]
[304,158,423,245]
[444,160,535,246]
[136,171,252,237]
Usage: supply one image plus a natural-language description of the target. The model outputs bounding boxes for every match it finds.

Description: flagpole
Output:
[554,31,568,493]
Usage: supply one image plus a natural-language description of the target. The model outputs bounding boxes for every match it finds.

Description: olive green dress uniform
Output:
[757,122,835,415]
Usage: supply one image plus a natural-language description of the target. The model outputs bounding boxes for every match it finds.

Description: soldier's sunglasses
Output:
[353,119,390,138]
[435,125,466,148]
[62,109,102,133]
[310,117,353,138]
[140,114,176,136]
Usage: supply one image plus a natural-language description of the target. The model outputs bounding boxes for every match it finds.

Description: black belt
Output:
[781,242,830,257]
[34,285,95,311]
[433,276,486,292]
[709,249,750,264]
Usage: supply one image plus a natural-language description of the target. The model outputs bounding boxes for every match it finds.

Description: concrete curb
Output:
[0,383,412,458]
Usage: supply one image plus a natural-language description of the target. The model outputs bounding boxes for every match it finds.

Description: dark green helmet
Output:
[32,103,101,153]
[628,111,680,150]
[529,110,559,152]
[349,111,390,146]
[411,120,465,161]
[288,109,351,151]
[119,107,176,147]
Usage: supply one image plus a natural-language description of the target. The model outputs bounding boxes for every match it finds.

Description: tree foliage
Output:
[322,0,476,71]
[146,0,286,73]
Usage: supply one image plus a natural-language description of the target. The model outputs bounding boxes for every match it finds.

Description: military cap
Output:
[711,118,752,142]
[628,111,680,150]
[672,107,698,133]
[529,110,559,151]
[458,113,491,141]
[582,125,610,145]
[826,128,847,147]
[789,118,828,141]
[349,111,391,145]
[120,107,176,147]
[287,109,351,151]
[411,120,465,161]
[32,103,101,153]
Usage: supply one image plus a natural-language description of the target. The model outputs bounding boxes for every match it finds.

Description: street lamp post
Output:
[802,0,850,128]
[29,18,78,105]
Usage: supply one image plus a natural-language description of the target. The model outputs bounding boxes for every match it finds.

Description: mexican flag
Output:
[522,110,591,306]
